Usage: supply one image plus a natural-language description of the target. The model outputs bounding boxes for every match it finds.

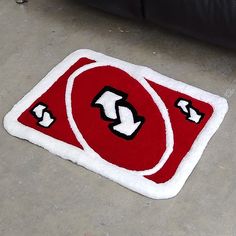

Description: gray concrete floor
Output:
[0,0,236,235]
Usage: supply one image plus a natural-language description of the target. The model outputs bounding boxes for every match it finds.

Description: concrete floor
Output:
[0,0,236,235]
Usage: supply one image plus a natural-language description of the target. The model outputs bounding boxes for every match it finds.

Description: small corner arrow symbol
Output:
[38,111,55,128]
[177,100,189,113]
[31,102,56,128]
[175,98,204,124]
[32,104,47,118]
[188,108,202,123]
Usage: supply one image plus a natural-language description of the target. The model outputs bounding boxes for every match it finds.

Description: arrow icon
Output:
[32,104,46,118]
[30,103,55,128]
[188,108,202,123]
[93,90,123,120]
[175,98,204,124]
[92,86,144,140]
[176,100,189,113]
[111,105,143,138]
[38,111,55,128]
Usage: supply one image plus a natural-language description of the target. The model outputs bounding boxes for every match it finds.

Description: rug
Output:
[4,49,228,199]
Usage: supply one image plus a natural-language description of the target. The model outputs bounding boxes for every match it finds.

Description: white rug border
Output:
[3,49,228,199]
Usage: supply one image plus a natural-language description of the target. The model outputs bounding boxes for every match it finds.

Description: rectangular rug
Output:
[4,49,228,199]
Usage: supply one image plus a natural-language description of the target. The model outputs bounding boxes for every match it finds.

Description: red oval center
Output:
[71,66,166,171]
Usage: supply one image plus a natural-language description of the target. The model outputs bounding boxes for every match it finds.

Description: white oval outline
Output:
[65,62,174,176]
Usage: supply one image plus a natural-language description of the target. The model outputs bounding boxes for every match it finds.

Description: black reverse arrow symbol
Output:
[175,98,204,124]
[30,102,55,128]
[92,86,145,140]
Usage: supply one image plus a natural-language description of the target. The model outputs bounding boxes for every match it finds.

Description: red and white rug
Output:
[4,49,228,199]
